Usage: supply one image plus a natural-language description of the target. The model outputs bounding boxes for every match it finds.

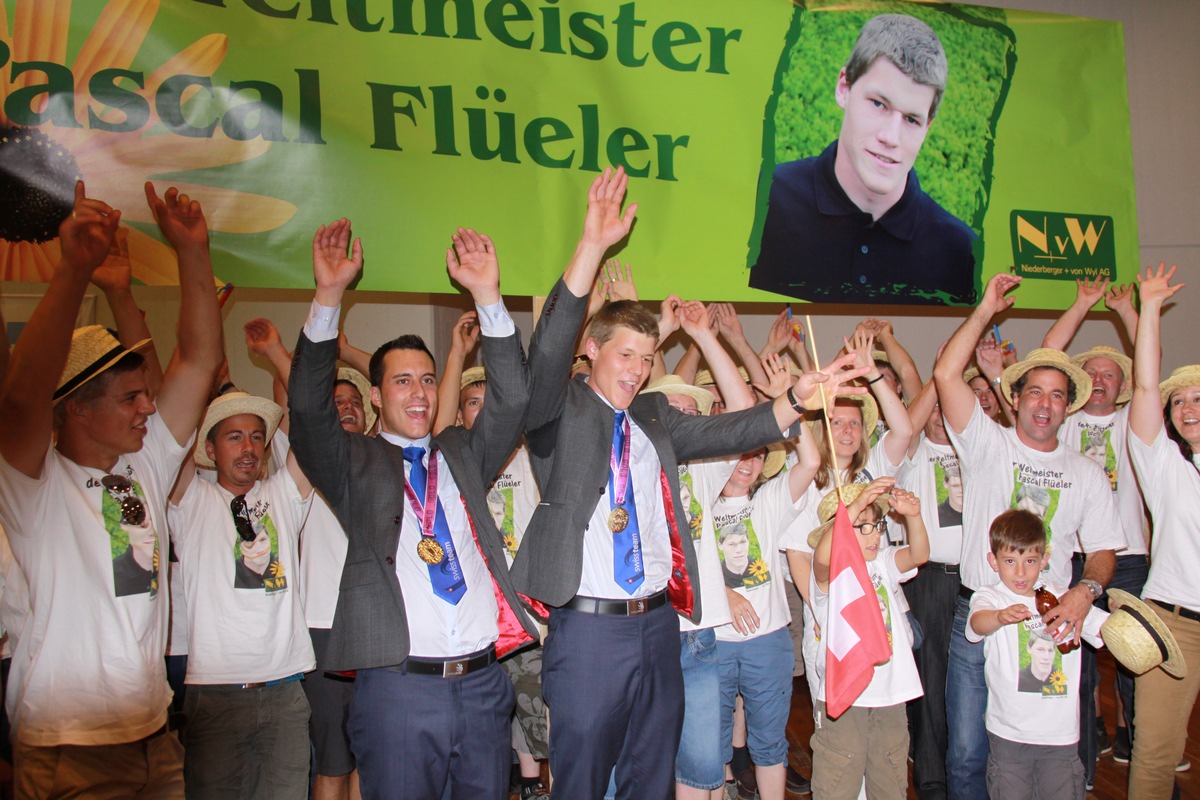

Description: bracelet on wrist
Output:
[866,374,885,386]
[786,387,805,416]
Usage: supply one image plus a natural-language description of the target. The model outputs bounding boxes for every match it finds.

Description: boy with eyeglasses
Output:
[167,390,315,799]
[0,183,223,798]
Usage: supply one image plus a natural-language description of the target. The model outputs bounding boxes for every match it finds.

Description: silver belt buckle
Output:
[629,598,647,615]
[442,658,469,678]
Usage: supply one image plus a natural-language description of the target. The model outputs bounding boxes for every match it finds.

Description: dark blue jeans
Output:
[1073,552,1149,784]
[905,563,960,800]
[945,595,988,800]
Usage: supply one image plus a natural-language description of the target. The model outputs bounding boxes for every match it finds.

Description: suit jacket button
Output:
[393,516,402,525]
[598,487,605,495]
[386,556,395,565]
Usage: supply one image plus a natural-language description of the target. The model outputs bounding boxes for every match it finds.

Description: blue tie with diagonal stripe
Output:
[403,446,467,605]
[611,412,645,594]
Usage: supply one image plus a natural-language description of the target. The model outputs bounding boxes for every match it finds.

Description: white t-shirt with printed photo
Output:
[946,403,1125,592]
[713,473,806,643]
[1058,406,1148,556]
[0,413,187,746]
[679,457,737,632]
[896,435,963,565]
[810,547,923,706]
[169,466,315,684]
[488,444,539,569]
[1128,427,1200,610]
[967,581,1107,746]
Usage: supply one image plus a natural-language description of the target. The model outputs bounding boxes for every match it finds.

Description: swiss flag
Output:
[824,498,892,719]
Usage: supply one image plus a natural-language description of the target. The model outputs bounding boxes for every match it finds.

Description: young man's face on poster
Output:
[834,57,936,212]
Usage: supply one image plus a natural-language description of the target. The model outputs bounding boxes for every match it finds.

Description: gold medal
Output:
[608,507,629,533]
[417,538,445,565]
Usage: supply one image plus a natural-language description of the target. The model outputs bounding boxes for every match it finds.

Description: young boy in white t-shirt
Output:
[809,478,929,799]
[967,509,1108,800]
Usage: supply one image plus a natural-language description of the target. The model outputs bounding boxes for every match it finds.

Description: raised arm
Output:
[906,379,938,459]
[146,184,224,447]
[245,318,293,388]
[679,302,755,412]
[562,167,638,298]
[863,318,922,403]
[813,477,896,590]
[337,330,373,378]
[1129,263,1183,445]
[711,303,768,394]
[890,487,929,572]
[0,182,120,477]
[788,411,821,503]
[1042,276,1109,350]
[850,329,912,464]
[434,310,479,434]
[1104,282,1139,345]
[770,352,872,434]
[91,230,164,395]
[934,274,1021,435]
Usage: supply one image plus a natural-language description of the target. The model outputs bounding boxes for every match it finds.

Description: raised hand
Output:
[450,310,480,356]
[1074,275,1110,308]
[582,166,638,251]
[861,317,895,343]
[312,218,363,301]
[753,353,792,400]
[888,486,921,517]
[145,183,207,253]
[763,309,791,355]
[603,258,638,302]
[60,181,121,275]
[587,272,610,320]
[446,227,500,306]
[791,351,871,410]
[244,318,285,359]
[676,300,710,340]
[847,477,896,518]
[975,336,1004,379]
[1136,262,1182,306]
[846,329,877,374]
[1104,282,1136,315]
[982,273,1022,315]
[89,227,132,293]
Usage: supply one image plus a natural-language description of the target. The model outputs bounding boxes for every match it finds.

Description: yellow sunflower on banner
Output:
[0,0,295,283]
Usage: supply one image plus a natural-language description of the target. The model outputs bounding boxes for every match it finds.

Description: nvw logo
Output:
[1009,210,1115,281]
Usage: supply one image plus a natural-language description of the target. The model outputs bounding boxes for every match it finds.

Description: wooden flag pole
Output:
[805,314,846,501]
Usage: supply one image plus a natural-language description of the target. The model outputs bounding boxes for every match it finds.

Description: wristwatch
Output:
[1078,578,1104,601]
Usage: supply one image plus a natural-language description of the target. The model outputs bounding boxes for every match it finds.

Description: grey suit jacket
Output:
[511,280,791,621]
[288,330,540,672]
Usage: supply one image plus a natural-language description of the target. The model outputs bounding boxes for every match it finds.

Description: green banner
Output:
[0,0,1137,309]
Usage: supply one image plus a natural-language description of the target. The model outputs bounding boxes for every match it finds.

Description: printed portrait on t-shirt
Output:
[934,459,964,529]
[1079,426,1118,491]
[103,476,159,599]
[233,512,287,593]
[678,467,704,541]
[488,486,517,558]
[1017,623,1066,696]
[716,517,771,590]
[874,580,893,649]
[1009,473,1060,570]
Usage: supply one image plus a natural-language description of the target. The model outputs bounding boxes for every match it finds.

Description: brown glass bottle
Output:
[1034,585,1078,654]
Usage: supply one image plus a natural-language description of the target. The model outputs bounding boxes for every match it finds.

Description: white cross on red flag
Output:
[824,497,892,719]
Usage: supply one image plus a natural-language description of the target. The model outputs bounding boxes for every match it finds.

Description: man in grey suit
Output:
[510,167,872,799]
[288,220,541,800]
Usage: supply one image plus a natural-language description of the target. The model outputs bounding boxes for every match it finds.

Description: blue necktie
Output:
[402,446,466,605]
[610,412,645,594]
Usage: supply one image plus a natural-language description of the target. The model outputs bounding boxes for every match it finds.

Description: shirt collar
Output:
[813,140,922,242]
[379,431,433,451]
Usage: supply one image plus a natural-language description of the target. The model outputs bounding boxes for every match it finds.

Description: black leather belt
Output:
[404,647,496,678]
[958,585,975,601]
[562,590,668,616]
[925,561,960,575]
[1150,598,1200,624]
[199,673,304,690]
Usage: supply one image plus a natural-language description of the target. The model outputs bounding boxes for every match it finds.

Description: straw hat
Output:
[460,366,487,390]
[963,367,983,384]
[806,482,890,549]
[337,367,376,432]
[1102,589,1186,678]
[999,348,1092,414]
[761,443,787,480]
[54,326,152,404]
[640,374,715,416]
[1159,365,1200,407]
[810,393,880,441]
[1071,345,1133,405]
[694,367,750,388]
[195,392,284,468]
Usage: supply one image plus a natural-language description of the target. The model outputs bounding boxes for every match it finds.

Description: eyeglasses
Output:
[670,404,701,417]
[853,519,887,537]
[230,495,256,542]
[101,474,146,526]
